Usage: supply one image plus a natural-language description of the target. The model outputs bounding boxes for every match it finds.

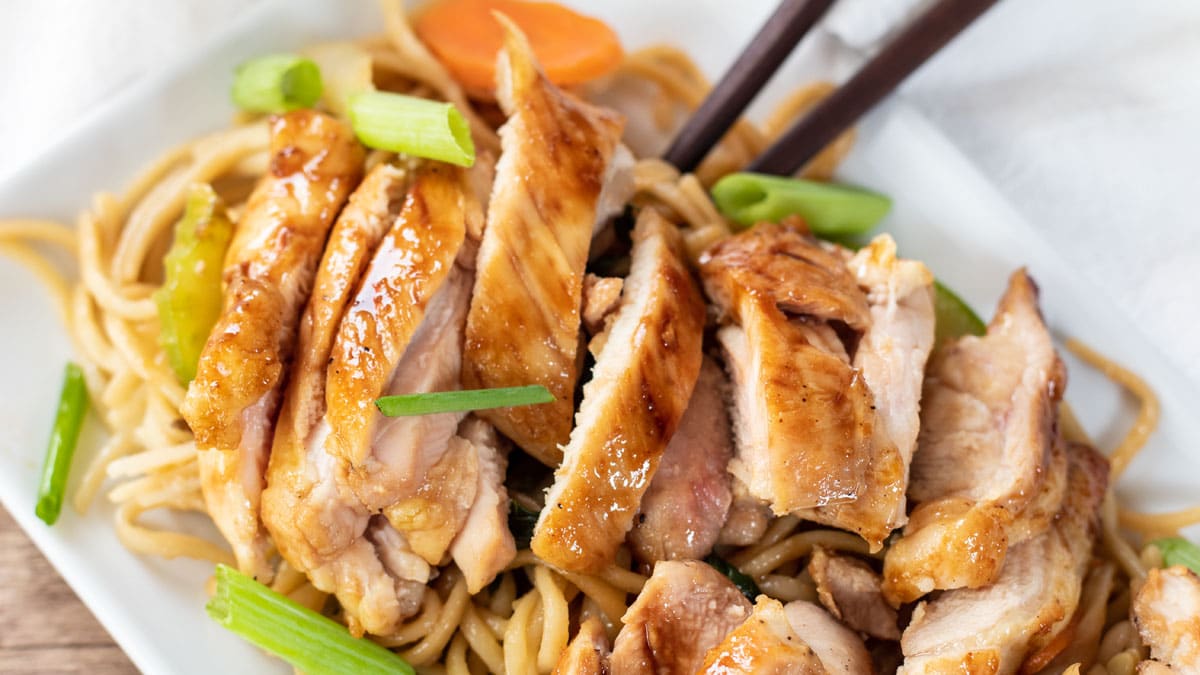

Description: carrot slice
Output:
[414,0,623,95]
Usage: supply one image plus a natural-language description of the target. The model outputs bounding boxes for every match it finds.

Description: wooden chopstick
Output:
[747,0,1000,176]
[661,0,835,173]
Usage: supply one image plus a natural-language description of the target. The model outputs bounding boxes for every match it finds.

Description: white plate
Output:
[1,1,1197,673]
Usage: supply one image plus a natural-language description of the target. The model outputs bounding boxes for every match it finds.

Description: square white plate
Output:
[1,1,1196,673]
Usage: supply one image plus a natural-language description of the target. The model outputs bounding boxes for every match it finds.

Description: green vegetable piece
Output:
[933,280,986,349]
[348,91,475,167]
[508,501,540,550]
[375,385,553,417]
[35,363,88,526]
[207,564,415,675]
[710,172,891,235]
[705,554,761,602]
[154,184,234,384]
[231,54,324,114]
[1153,537,1200,574]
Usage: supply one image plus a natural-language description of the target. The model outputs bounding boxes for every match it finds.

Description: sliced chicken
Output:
[719,478,773,547]
[809,546,900,641]
[897,443,1108,675]
[533,212,705,573]
[884,270,1065,605]
[583,273,625,335]
[183,110,363,581]
[262,162,431,636]
[264,163,513,635]
[611,560,752,675]
[629,357,733,564]
[702,226,935,545]
[461,19,628,466]
[1133,565,1200,673]
[783,601,875,675]
[555,617,611,675]
[448,418,517,593]
[793,235,935,548]
[702,224,873,514]
[699,597,827,674]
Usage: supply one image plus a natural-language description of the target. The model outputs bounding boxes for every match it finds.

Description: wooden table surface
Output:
[0,506,136,674]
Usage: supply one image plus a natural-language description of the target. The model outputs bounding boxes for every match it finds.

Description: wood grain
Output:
[0,506,136,674]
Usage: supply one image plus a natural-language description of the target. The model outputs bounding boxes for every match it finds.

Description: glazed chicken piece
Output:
[702,226,934,550]
[264,164,514,635]
[783,601,875,675]
[897,443,1108,675]
[555,618,611,675]
[884,269,1065,605]
[262,162,430,636]
[701,224,872,515]
[1133,565,1200,673]
[719,478,773,547]
[699,597,827,674]
[182,110,363,582]
[793,235,935,547]
[460,19,629,466]
[610,560,752,675]
[628,357,733,564]
[448,418,517,593]
[809,546,900,641]
[532,212,705,573]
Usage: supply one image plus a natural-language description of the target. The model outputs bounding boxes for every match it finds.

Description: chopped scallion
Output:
[231,54,323,114]
[711,172,891,236]
[705,554,761,602]
[348,91,475,167]
[35,363,88,526]
[207,564,414,675]
[933,280,986,348]
[376,385,553,417]
[1153,537,1200,575]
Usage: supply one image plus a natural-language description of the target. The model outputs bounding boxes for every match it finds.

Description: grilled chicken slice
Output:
[1133,565,1200,673]
[183,111,363,581]
[897,443,1108,675]
[318,164,513,579]
[884,270,1065,605]
[699,597,828,674]
[783,601,874,675]
[794,235,935,547]
[448,418,517,593]
[533,212,705,573]
[461,19,628,466]
[262,162,432,636]
[555,618,611,675]
[719,478,773,547]
[611,560,752,675]
[701,224,874,515]
[629,357,733,564]
[809,546,900,641]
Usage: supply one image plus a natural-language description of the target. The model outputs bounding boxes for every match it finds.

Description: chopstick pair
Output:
[662,0,1000,176]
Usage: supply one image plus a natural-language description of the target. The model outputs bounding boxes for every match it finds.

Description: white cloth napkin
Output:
[2,0,1198,384]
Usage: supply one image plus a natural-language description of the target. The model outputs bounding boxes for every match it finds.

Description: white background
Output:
[2,0,1198,387]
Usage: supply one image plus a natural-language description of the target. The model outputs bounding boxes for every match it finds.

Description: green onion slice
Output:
[376,385,553,417]
[705,554,761,602]
[933,280,986,348]
[348,91,475,167]
[207,565,415,675]
[35,363,88,526]
[711,172,891,236]
[1153,537,1200,575]
[231,54,324,114]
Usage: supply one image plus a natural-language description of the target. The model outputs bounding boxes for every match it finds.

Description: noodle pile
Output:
[1,2,1196,673]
